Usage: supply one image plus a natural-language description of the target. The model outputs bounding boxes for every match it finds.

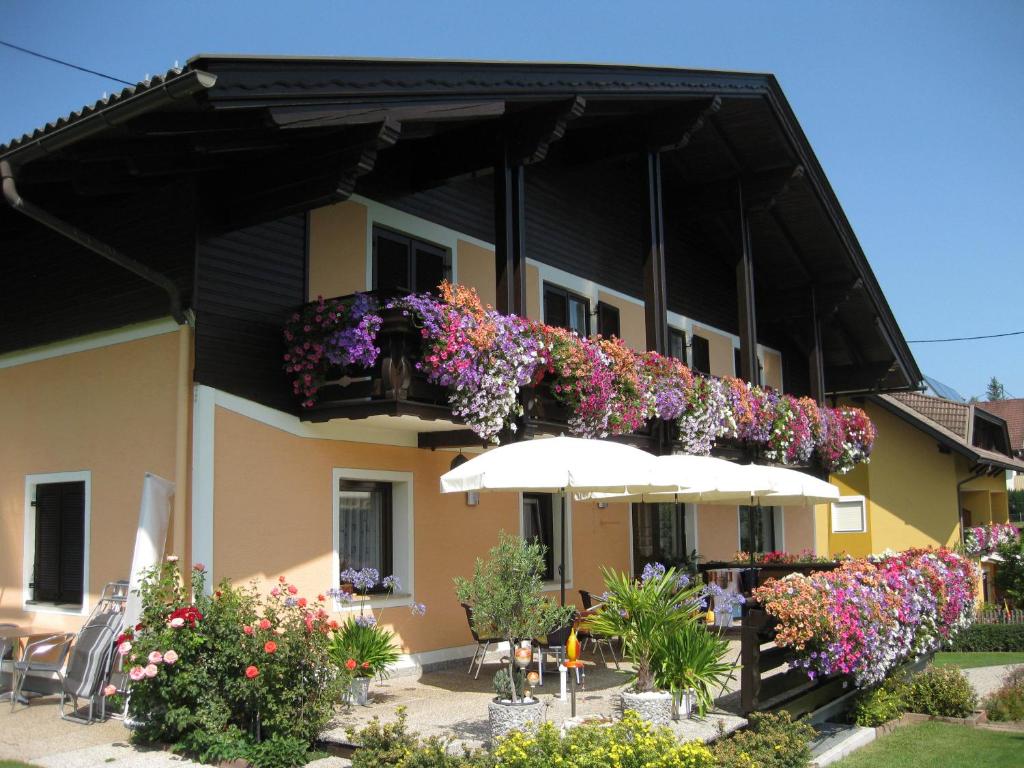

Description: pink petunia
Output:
[144,664,159,678]
[129,666,145,682]
[163,649,179,665]
[148,651,163,665]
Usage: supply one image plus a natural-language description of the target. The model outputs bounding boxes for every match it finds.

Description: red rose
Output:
[287,585,298,595]
[259,619,271,631]
[317,594,326,602]
[361,661,370,669]
[297,597,307,608]
[245,665,259,679]
[243,625,253,635]
[264,641,277,654]
[345,659,357,671]
[278,575,286,583]
[134,623,143,631]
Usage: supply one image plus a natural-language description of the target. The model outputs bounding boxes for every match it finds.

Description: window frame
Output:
[737,505,780,553]
[332,468,414,610]
[337,479,394,592]
[631,502,694,578]
[830,496,867,534]
[519,491,573,589]
[543,282,591,337]
[690,333,711,375]
[371,225,451,296]
[668,328,688,365]
[595,301,621,339]
[23,471,91,616]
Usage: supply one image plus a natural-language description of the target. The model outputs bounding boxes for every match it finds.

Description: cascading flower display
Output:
[754,548,977,687]
[283,282,876,472]
[964,523,1020,557]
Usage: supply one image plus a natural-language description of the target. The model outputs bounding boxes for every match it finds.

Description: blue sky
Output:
[3,1,1021,399]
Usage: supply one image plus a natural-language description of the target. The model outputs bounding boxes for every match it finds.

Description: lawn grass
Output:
[933,651,1024,669]
[832,721,1024,768]
[0,762,38,768]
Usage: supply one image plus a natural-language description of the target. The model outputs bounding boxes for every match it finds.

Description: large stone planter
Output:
[488,697,545,743]
[621,690,674,726]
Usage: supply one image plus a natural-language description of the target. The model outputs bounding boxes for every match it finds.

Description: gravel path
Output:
[963,663,1021,700]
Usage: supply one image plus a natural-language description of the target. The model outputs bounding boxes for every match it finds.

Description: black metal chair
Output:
[461,603,502,680]
[577,590,620,669]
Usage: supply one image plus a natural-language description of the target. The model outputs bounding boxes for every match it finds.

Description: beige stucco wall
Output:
[525,263,542,322]
[596,291,646,350]
[308,200,368,299]
[783,506,815,554]
[456,240,496,309]
[212,408,630,654]
[0,331,181,631]
[696,504,739,561]
[762,349,783,390]
[694,325,734,378]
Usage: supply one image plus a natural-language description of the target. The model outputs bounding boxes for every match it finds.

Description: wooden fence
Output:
[740,606,851,718]
[975,607,1024,625]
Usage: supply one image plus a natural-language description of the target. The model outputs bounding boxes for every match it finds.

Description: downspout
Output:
[957,465,988,547]
[1,159,186,323]
[173,324,194,563]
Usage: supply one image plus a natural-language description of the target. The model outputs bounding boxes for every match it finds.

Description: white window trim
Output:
[519,491,573,592]
[23,471,92,616]
[332,468,415,611]
[830,495,868,534]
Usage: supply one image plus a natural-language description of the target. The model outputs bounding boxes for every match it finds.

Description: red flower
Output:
[317,594,326,602]
[345,658,357,671]
[297,597,307,608]
[329,620,339,630]
[243,625,253,635]
[361,661,371,669]
[134,623,143,632]
[264,641,277,654]
[258,618,271,631]
[287,585,298,595]
[215,590,222,598]
[245,665,259,679]
[168,606,203,628]
[278,575,286,583]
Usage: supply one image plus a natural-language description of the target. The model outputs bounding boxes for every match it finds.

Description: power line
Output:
[0,39,135,87]
[908,329,1024,344]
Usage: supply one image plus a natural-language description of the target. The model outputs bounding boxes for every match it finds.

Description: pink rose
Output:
[103,684,118,697]
[163,649,179,665]
[129,666,145,682]
[148,651,163,664]
[287,585,298,595]
[193,563,206,572]
[243,625,253,636]
[169,617,185,629]
[117,641,132,656]
[270,587,281,597]
[166,555,179,563]
[259,618,271,631]
[144,664,159,678]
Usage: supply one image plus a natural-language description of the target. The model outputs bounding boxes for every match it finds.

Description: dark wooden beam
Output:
[809,287,825,405]
[671,166,805,217]
[824,362,898,395]
[562,97,720,165]
[418,430,488,450]
[494,136,527,316]
[643,150,669,354]
[736,181,760,385]
[511,96,587,165]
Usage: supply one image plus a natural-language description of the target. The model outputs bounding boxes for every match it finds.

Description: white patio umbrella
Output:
[440,435,667,604]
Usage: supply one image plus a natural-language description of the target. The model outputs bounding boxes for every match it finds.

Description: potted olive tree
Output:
[585,563,699,725]
[455,532,573,743]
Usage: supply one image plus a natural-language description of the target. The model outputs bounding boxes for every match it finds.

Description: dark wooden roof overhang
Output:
[1,56,922,395]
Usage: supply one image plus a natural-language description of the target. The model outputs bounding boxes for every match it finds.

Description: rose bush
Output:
[126,560,345,766]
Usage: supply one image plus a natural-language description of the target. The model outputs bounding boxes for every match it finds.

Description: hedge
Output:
[947,623,1024,652]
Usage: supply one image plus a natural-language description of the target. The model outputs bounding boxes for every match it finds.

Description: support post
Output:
[643,151,670,355]
[494,137,526,316]
[809,287,826,404]
[736,181,760,385]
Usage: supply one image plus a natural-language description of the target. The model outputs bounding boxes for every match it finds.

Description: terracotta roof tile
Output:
[978,399,1024,453]
[890,392,970,440]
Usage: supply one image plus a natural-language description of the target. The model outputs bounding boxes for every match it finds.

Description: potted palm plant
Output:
[654,619,735,719]
[584,563,700,725]
[454,532,573,743]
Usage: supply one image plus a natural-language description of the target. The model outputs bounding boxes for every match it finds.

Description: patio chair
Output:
[462,603,502,680]
[534,614,581,686]
[9,633,75,711]
[575,600,619,670]
[0,623,16,697]
[59,609,123,723]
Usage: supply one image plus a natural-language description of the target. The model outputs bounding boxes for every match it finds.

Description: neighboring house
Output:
[823,392,1024,559]
[0,57,922,663]
[976,399,1024,493]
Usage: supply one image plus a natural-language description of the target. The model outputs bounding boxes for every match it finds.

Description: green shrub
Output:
[850,676,909,727]
[328,619,400,680]
[127,560,344,764]
[904,665,977,718]
[983,666,1024,721]
[947,622,1024,652]
[711,711,815,768]
[653,616,735,716]
[349,708,491,768]
[492,667,525,701]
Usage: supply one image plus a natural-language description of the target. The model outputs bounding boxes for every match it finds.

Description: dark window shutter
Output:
[413,242,448,294]
[669,329,687,363]
[32,481,85,605]
[373,228,412,296]
[691,334,711,375]
[596,302,620,338]
[734,347,743,378]
[544,286,568,329]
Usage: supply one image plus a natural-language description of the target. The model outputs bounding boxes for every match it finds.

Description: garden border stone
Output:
[488,697,545,743]
[621,691,674,726]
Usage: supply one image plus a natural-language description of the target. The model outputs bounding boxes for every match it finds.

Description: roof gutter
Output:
[1,159,186,324]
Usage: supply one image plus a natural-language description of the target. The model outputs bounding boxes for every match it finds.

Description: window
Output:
[333,469,413,603]
[669,329,687,364]
[544,283,590,337]
[596,301,620,339]
[522,493,571,584]
[739,506,777,553]
[831,496,867,533]
[372,226,450,296]
[734,347,743,377]
[632,502,692,576]
[24,472,90,612]
[691,334,710,375]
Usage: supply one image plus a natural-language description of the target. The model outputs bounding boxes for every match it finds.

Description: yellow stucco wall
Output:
[0,332,181,631]
[456,240,496,309]
[596,291,646,350]
[694,325,734,378]
[212,408,630,654]
[308,201,368,299]
[762,349,783,391]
